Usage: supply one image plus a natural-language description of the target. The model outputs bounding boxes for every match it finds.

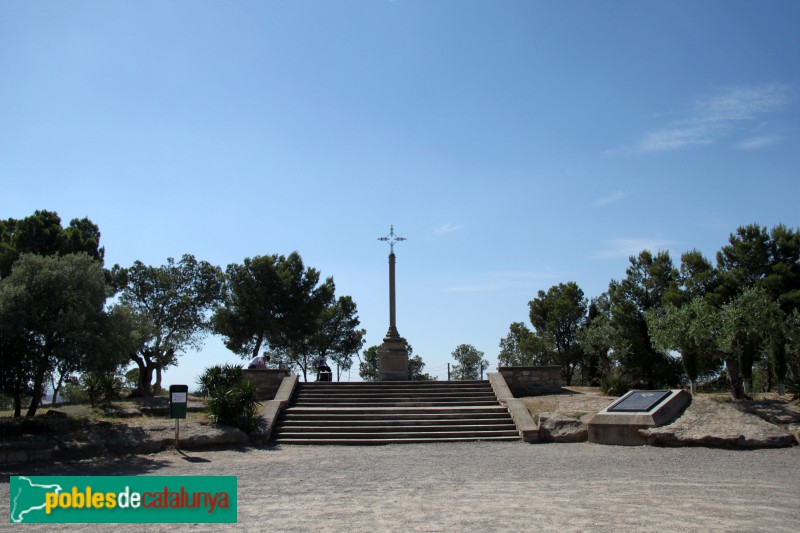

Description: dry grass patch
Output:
[521,398,557,415]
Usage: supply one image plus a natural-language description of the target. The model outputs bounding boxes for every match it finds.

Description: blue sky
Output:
[2,1,798,386]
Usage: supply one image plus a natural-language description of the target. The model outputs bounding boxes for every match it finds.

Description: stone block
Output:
[242,369,290,400]
[588,389,691,446]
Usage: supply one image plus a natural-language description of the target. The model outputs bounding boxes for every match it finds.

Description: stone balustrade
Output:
[242,369,291,400]
[497,366,561,397]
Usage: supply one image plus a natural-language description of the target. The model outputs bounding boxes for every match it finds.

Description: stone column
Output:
[380,252,408,380]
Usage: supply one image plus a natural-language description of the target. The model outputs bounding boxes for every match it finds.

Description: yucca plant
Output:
[206,377,262,433]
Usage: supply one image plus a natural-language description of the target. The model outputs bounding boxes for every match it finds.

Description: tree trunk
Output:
[690,380,697,396]
[51,373,66,407]
[725,356,746,400]
[154,366,163,395]
[251,335,263,360]
[134,361,154,396]
[26,371,46,417]
[13,392,22,418]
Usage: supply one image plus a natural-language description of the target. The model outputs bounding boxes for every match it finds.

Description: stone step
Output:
[273,429,521,440]
[294,390,496,398]
[281,416,511,427]
[289,400,502,408]
[273,436,521,445]
[284,402,508,416]
[271,380,520,445]
[274,423,517,434]
[298,380,492,387]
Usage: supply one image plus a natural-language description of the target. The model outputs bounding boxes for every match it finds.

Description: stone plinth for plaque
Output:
[588,389,691,446]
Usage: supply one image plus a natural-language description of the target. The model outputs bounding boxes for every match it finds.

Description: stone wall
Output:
[497,366,561,397]
[242,369,291,400]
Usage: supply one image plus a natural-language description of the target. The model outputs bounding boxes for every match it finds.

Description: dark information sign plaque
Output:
[607,390,671,413]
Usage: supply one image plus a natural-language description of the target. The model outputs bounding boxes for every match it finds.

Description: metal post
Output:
[175,419,180,450]
[447,363,451,381]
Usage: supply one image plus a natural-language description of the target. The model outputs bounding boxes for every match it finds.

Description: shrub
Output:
[0,392,12,410]
[81,372,122,407]
[600,373,631,396]
[196,364,243,397]
[207,380,262,434]
[62,378,89,404]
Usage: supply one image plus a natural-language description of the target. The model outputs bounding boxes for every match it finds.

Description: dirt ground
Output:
[3,441,799,532]
[3,389,800,531]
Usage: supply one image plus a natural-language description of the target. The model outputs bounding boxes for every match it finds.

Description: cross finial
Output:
[378,225,406,254]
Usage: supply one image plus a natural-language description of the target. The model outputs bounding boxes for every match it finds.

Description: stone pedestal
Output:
[588,389,691,446]
[379,337,409,381]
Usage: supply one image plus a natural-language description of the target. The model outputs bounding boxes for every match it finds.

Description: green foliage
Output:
[206,380,262,434]
[646,299,722,384]
[0,253,111,416]
[212,253,342,381]
[81,372,123,407]
[310,295,366,381]
[359,342,419,381]
[62,378,89,404]
[0,210,105,278]
[359,345,381,381]
[0,392,12,410]
[529,282,587,385]
[599,373,631,397]
[119,254,224,396]
[498,322,552,367]
[408,354,435,381]
[608,250,683,388]
[578,295,614,384]
[451,344,489,381]
[196,364,243,396]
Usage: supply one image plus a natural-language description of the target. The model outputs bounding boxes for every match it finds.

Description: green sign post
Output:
[169,385,189,449]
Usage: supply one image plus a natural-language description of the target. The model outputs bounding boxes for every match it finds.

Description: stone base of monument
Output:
[588,389,691,446]
[379,337,409,381]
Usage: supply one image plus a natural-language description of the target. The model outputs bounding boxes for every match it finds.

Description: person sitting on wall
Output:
[248,353,270,369]
[316,354,332,381]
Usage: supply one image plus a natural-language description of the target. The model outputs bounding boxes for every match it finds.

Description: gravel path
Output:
[3,441,799,532]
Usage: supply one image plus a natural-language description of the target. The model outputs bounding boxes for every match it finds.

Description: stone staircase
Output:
[272,380,521,445]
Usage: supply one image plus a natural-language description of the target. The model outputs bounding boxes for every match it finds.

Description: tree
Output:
[213,253,336,382]
[119,255,224,396]
[607,251,683,387]
[579,294,614,384]
[408,354,435,381]
[0,210,105,278]
[715,224,800,313]
[529,282,587,385]
[358,345,382,382]
[451,344,489,381]
[497,322,552,367]
[358,342,427,381]
[309,295,366,381]
[212,255,286,361]
[0,253,110,416]
[719,287,779,397]
[647,298,722,394]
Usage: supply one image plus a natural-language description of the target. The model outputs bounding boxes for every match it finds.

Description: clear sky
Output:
[2,1,798,387]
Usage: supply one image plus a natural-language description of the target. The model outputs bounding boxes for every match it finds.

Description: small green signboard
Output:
[169,384,188,419]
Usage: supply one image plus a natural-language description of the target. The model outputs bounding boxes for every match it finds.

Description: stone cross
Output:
[378,225,406,339]
[377,225,409,380]
[377,224,406,254]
